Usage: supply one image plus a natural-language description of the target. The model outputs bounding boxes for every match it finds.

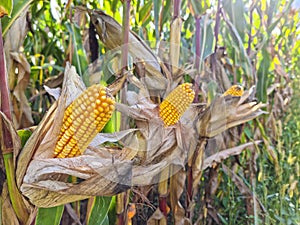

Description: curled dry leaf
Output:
[4,7,33,129]
[88,9,167,91]
[0,111,21,163]
[192,86,267,138]
[147,208,165,225]
[202,140,262,170]
[179,85,267,171]
[10,52,34,128]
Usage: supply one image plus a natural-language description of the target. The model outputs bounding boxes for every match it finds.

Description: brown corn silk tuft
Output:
[54,84,115,158]
[222,85,244,97]
[159,83,195,126]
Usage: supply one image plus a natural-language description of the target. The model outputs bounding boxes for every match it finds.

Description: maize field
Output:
[0,0,299,225]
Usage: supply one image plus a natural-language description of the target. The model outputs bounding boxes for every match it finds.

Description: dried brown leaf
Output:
[194,87,267,138]
[191,138,206,190]
[170,17,182,76]
[21,155,132,207]
[89,10,167,91]
[147,208,165,225]
[116,98,196,186]
[203,141,262,170]
[90,129,138,147]
[10,52,33,128]
[3,8,28,54]
[44,73,64,88]
[4,8,32,129]
[169,168,190,225]
[1,184,20,225]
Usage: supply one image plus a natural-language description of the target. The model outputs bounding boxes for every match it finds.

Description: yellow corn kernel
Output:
[54,84,115,158]
[159,83,195,126]
[222,85,244,97]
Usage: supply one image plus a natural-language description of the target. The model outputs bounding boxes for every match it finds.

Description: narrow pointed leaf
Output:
[256,47,271,103]
[87,196,112,225]
[1,0,34,36]
[35,205,64,225]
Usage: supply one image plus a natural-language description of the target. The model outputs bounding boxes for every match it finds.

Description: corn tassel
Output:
[159,83,195,126]
[222,85,244,97]
[54,84,115,158]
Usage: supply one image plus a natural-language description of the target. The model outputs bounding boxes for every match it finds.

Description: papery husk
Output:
[173,86,266,223]
[1,184,20,225]
[4,6,33,129]
[88,9,167,91]
[202,140,262,170]
[192,86,267,138]
[115,98,198,186]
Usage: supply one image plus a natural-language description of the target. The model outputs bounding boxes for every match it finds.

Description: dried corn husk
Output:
[89,9,167,92]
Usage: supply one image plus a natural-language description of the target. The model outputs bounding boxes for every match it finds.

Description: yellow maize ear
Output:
[222,85,244,97]
[54,84,115,158]
[159,83,195,126]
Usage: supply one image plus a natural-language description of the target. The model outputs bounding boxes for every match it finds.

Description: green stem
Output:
[3,154,29,224]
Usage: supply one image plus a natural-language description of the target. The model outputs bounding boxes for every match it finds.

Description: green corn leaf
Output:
[17,129,32,148]
[87,196,112,225]
[139,1,152,25]
[66,22,88,77]
[223,18,252,80]
[200,15,214,61]
[1,0,34,36]
[161,0,171,28]
[35,205,64,225]
[189,0,211,16]
[153,0,161,42]
[223,0,246,41]
[256,47,271,103]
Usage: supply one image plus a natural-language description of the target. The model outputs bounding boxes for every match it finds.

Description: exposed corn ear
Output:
[54,84,115,158]
[222,85,244,97]
[159,83,195,126]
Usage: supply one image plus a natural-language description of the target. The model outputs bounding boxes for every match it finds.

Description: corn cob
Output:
[222,85,244,97]
[54,84,115,158]
[159,83,195,126]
